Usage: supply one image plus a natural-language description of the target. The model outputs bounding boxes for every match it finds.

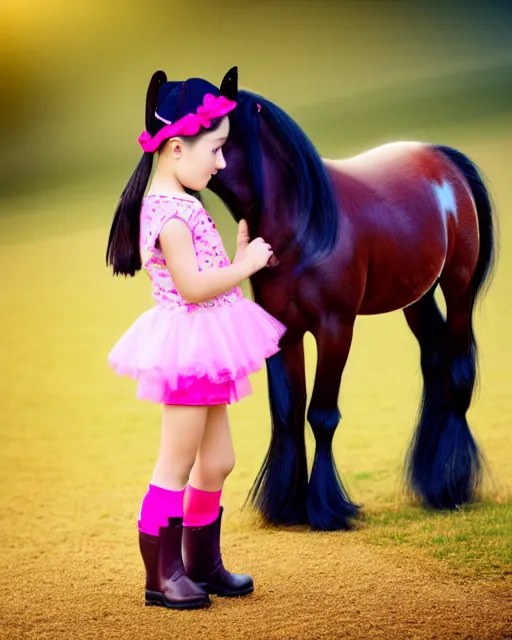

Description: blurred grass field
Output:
[1,115,510,578]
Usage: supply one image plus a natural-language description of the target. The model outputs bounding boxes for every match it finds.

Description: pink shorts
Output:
[136,374,252,406]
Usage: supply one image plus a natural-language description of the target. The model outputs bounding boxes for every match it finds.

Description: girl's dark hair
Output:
[106,72,222,277]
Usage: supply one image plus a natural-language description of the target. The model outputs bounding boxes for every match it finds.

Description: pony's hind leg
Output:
[307,317,361,530]
[442,284,483,502]
[404,285,482,509]
[246,335,309,525]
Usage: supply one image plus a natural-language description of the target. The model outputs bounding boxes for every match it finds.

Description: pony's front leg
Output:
[246,334,309,525]
[307,317,362,530]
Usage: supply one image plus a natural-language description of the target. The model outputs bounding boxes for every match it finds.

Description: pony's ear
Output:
[219,66,238,101]
[145,70,167,133]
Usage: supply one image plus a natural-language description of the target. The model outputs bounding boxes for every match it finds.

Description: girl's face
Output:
[174,116,230,191]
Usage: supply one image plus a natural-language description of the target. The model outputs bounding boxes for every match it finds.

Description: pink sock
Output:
[183,484,222,527]
[137,484,185,535]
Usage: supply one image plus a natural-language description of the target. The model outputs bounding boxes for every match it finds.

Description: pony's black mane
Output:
[231,89,339,267]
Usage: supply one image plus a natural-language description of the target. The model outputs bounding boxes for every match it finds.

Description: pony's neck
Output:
[252,119,300,250]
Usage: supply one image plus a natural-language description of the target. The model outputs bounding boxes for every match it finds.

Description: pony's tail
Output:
[106,70,167,276]
[434,145,498,301]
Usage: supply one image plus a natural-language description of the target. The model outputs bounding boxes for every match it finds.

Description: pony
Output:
[209,71,497,531]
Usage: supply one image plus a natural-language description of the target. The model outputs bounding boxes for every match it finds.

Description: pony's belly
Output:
[359,283,436,314]
[359,253,443,315]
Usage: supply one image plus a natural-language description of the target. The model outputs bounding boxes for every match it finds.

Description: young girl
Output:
[106,67,286,610]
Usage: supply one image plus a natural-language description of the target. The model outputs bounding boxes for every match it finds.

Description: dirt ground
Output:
[1,515,511,640]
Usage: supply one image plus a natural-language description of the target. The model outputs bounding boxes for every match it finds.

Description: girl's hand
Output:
[245,237,274,272]
[233,219,250,264]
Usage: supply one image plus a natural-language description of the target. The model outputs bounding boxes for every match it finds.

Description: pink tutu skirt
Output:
[108,298,287,405]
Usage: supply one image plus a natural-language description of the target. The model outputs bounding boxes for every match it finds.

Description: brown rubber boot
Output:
[182,507,254,597]
[139,517,211,609]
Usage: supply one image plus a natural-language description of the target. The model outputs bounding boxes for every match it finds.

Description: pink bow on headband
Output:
[138,93,237,153]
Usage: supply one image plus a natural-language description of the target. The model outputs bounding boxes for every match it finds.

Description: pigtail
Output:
[106,70,167,276]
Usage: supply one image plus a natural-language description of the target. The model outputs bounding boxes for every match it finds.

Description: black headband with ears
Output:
[219,66,238,101]
[140,67,238,152]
